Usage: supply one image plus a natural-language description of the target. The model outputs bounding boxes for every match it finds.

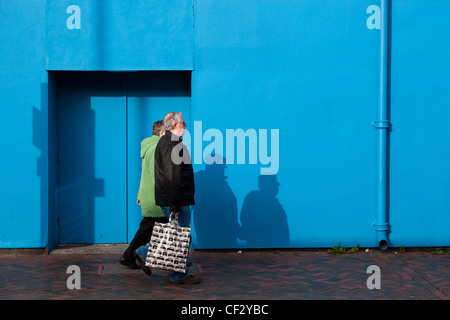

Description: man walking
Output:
[154,112,200,284]
[119,120,167,274]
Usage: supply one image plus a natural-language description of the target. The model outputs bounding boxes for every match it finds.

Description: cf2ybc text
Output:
[226,305,269,315]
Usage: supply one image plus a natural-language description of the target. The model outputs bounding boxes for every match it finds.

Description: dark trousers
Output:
[122,216,168,262]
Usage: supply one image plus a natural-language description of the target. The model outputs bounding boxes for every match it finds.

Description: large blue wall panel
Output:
[1,1,450,249]
[191,0,380,248]
[390,1,450,246]
[46,0,194,70]
[0,0,48,247]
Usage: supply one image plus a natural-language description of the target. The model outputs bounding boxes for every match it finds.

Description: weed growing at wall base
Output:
[327,243,359,255]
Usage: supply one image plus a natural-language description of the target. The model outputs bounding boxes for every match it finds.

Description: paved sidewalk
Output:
[0,245,449,300]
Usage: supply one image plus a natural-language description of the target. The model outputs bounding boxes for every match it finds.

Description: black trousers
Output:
[122,216,168,262]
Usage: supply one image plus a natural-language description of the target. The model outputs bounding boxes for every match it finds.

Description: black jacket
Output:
[154,131,195,212]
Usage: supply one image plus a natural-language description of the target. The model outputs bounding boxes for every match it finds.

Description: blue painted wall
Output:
[46,0,194,70]
[191,0,379,248]
[0,0,48,248]
[389,1,450,246]
[0,0,449,249]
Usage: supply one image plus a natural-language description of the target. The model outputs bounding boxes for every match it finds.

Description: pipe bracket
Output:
[373,223,390,232]
[371,120,391,129]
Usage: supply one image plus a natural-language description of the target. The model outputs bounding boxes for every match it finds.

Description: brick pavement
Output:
[0,247,449,300]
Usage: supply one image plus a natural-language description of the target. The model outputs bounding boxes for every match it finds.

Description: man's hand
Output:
[171,211,180,217]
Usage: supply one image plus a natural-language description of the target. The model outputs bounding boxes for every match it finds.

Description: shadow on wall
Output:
[240,174,290,248]
[194,154,240,248]
[194,153,289,249]
[32,84,51,249]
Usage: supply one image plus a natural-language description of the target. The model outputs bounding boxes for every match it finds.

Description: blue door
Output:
[126,72,191,242]
[58,73,127,243]
[58,72,191,244]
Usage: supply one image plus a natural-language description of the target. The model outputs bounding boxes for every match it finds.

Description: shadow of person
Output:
[240,175,289,248]
[193,154,240,248]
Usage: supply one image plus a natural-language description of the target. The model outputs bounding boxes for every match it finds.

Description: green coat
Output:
[137,135,165,217]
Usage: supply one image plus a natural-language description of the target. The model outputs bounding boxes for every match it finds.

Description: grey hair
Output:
[163,112,183,131]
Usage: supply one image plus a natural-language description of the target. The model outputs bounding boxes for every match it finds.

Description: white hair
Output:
[163,112,183,131]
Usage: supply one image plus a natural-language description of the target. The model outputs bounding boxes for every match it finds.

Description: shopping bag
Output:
[145,216,191,273]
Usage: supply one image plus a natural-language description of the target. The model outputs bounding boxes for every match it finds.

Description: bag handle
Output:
[169,213,179,226]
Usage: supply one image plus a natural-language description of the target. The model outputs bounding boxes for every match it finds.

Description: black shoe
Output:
[134,250,152,276]
[119,256,140,269]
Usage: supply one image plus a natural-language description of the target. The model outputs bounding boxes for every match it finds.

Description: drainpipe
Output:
[372,0,391,250]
